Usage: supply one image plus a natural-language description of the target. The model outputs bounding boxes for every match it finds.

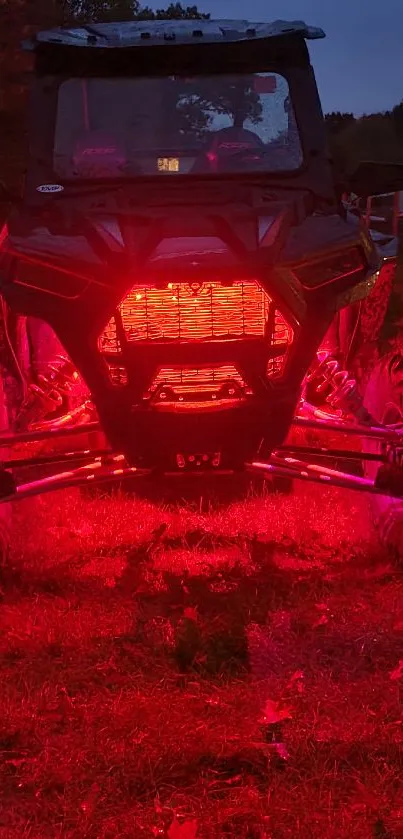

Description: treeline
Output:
[325,106,403,175]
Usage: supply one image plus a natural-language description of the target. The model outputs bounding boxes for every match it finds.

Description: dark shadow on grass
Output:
[4,526,399,682]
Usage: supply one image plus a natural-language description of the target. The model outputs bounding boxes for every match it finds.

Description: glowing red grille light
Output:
[99,280,294,395]
[128,281,267,341]
[100,280,292,344]
[145,364,251,405]
[151,366,246,389]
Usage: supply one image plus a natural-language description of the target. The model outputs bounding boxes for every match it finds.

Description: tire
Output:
[363,352,403,556]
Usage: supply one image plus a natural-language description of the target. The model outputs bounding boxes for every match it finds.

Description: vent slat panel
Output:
[98,280,294,397]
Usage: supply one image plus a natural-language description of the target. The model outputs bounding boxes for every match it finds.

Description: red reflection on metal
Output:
[293,247,366,289]
[360,258,397,344]
[0,223,8,250]
[206,151,218,171]
[0,232,90,298]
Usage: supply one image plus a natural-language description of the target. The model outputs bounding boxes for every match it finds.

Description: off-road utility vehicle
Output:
[1,18,403,551]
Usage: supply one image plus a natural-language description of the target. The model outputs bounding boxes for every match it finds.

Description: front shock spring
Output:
[305,350,376,425]
[16,355,80,430]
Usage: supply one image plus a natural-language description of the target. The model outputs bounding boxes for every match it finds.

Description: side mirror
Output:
[347,161,403,200]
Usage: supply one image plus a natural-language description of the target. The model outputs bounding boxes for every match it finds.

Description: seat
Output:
[194,126,265,173]
[72,130,128,178]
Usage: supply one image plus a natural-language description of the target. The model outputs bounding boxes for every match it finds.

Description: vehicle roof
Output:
[25,18,325,50]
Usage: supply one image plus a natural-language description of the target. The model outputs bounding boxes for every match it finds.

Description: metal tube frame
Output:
[2,399,403,503]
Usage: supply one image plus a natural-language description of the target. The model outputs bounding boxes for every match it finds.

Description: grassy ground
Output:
[1,481,403,838]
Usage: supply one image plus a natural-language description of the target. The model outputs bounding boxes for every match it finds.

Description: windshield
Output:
[54,73,303,181]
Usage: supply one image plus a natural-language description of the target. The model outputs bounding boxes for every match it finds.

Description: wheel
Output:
[362,351,403,557]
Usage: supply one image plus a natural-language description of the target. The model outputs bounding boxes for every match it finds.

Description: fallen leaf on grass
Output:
[69,522,94,538]
[168,817,198,839]
[183,606,199,622]
[363,562,394,580]
[270,741,290,761]
[287,670,304,688]
[4,757,33,767]
[80,783,100,817]
[312,614,329,628]
[390,660,403,681]
[251,739,291,762]
[260,699,292,725]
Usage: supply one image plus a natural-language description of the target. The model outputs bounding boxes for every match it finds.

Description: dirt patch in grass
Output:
[1,484,403,837]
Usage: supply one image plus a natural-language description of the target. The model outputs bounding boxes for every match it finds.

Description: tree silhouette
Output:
[63,0,140,23]
[328,112,403,177]
[60,3,262,141]
[161,77,263,146]
[324,111,355,137]
[62,1,209,23]
[137,3,209,20]
[392,100,403,145]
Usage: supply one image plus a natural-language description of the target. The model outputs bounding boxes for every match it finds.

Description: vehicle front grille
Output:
[144,364,250,406]
[99,280,293,401]
[99,280,273,347]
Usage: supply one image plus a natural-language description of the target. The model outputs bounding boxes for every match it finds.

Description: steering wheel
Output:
[221,146,267,161]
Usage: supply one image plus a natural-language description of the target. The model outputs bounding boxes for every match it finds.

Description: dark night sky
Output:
[147,0,403,115]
